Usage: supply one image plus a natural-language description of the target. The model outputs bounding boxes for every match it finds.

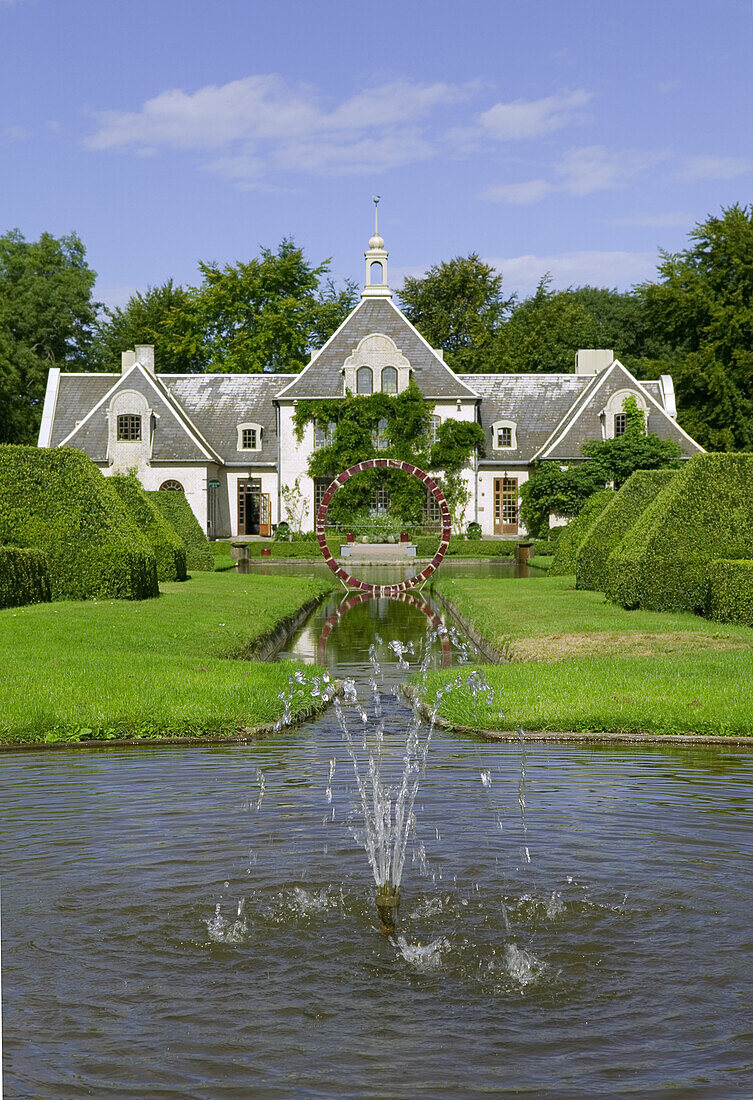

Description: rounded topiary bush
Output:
[0,445,158,601]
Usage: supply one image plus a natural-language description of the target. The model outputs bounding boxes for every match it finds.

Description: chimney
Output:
[121,349,136,375]
[134,344,155,374]
[575,349,613,376]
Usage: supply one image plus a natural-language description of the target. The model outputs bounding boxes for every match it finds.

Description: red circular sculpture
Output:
[315,458,451,597]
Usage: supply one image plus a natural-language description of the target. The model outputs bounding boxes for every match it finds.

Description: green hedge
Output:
[0,445,158,601]
[548,490,615,576]
[707,559,753,627]
[110,475,187,582]
[148,490,214,571]
[0,546,51,609]
[576,470,677,592]
[605,453,753,612]
[234,539,319,558]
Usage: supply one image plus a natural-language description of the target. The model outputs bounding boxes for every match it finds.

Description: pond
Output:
[3,589,753,1098]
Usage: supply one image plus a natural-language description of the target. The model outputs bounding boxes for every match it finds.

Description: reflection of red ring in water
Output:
[316,591,453,668]
[315,459,451,596]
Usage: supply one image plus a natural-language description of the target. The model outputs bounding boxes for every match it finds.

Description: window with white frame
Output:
[430,414,441,445]
[357,366,373,394]
[314,419,336,449]
[492,419,516,449]
[116,414,142,441]
[372,417,388,450]
[236,422,263,451]
[381,366,397,394]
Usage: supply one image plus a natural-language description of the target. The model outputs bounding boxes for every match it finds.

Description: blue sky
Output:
[3,0,753,310]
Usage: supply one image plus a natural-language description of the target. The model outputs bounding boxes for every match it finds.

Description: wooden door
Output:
[494,477,519,535]
[237,478,261,535]
[259,493,271,537]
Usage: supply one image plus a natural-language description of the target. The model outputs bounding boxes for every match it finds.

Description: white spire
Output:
[363,195,391,298]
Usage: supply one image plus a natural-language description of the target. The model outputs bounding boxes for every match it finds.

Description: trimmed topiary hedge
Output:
[0,546,51,609]
[576,469,677,592]
[109,474,187,582]
[707,559,753,627]
[148,490,214,571]
[0,445,158,601]
[604,453,753,613]
[548,490,615,576]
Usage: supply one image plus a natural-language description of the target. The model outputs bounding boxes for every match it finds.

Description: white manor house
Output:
[38,227,703,538]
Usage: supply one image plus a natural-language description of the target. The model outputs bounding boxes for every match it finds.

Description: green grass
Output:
[423,575,753,736]
[0,572,332,745]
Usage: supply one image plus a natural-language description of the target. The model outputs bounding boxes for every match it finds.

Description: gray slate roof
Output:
[163,374,282,463]
[277,297,478,400]
[457,373,590,462]
[50,375,116,450]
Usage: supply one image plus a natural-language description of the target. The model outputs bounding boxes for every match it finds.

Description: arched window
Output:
[430,414,441,445]
[369,260,384,283]
[381,366,398,394]
[356,366,373,394]
[159,479,184,492]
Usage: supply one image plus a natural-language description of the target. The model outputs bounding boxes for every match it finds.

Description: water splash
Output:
[395,935,450,971]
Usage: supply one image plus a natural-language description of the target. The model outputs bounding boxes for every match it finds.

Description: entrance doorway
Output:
[259,493,271,538]
[494,477,519,535]
[237,478,262,535]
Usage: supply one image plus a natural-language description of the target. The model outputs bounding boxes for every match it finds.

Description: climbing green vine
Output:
[293,382,485,529]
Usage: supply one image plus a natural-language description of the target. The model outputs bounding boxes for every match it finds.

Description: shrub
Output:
[111,474,187,582]
[148,490,214,571]
[605,453,753,612]
[548,490,614,576]
[274,521,292,542]
[707,559,753,626]
[0,546,51,609]
[0,445,158,601]
[466,521,482,540]
[575,469,677,592]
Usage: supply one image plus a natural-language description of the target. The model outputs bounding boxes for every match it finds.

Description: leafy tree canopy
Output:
[0,229,98,444]
[495,276,606,374]
[191,239,358,374]
[398,254,512,373]
[92,279,202,374]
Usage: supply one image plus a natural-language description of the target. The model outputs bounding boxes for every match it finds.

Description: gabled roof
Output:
[276,297,478,401]
[457,373,590,462]
[54,365,224,464]
[533,359,704,460]
[163,373,284,463]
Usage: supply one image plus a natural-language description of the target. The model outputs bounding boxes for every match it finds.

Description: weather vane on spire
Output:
[373,194,380,234]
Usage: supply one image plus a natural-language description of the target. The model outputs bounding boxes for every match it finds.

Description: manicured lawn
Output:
[0,572,332,745]
[422,575,753,736]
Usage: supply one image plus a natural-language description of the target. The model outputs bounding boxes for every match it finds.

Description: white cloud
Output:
[555,145,667,195]
[681,155,752,180]
[481,180,552,204]
[478,89,591,140]
[486,250,657,297]
[85,74,478,184]
[482,145,668,204]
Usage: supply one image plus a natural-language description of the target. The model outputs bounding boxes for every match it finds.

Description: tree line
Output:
[2,204,752,451]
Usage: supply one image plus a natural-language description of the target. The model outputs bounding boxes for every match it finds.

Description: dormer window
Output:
[357,366,373,394]
[237,422,263,451]
[492,419,517,450]
[117,414,141,441]
[381,366,397,394]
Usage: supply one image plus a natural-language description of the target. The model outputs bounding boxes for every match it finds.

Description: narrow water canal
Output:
[2,566,753,1098]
